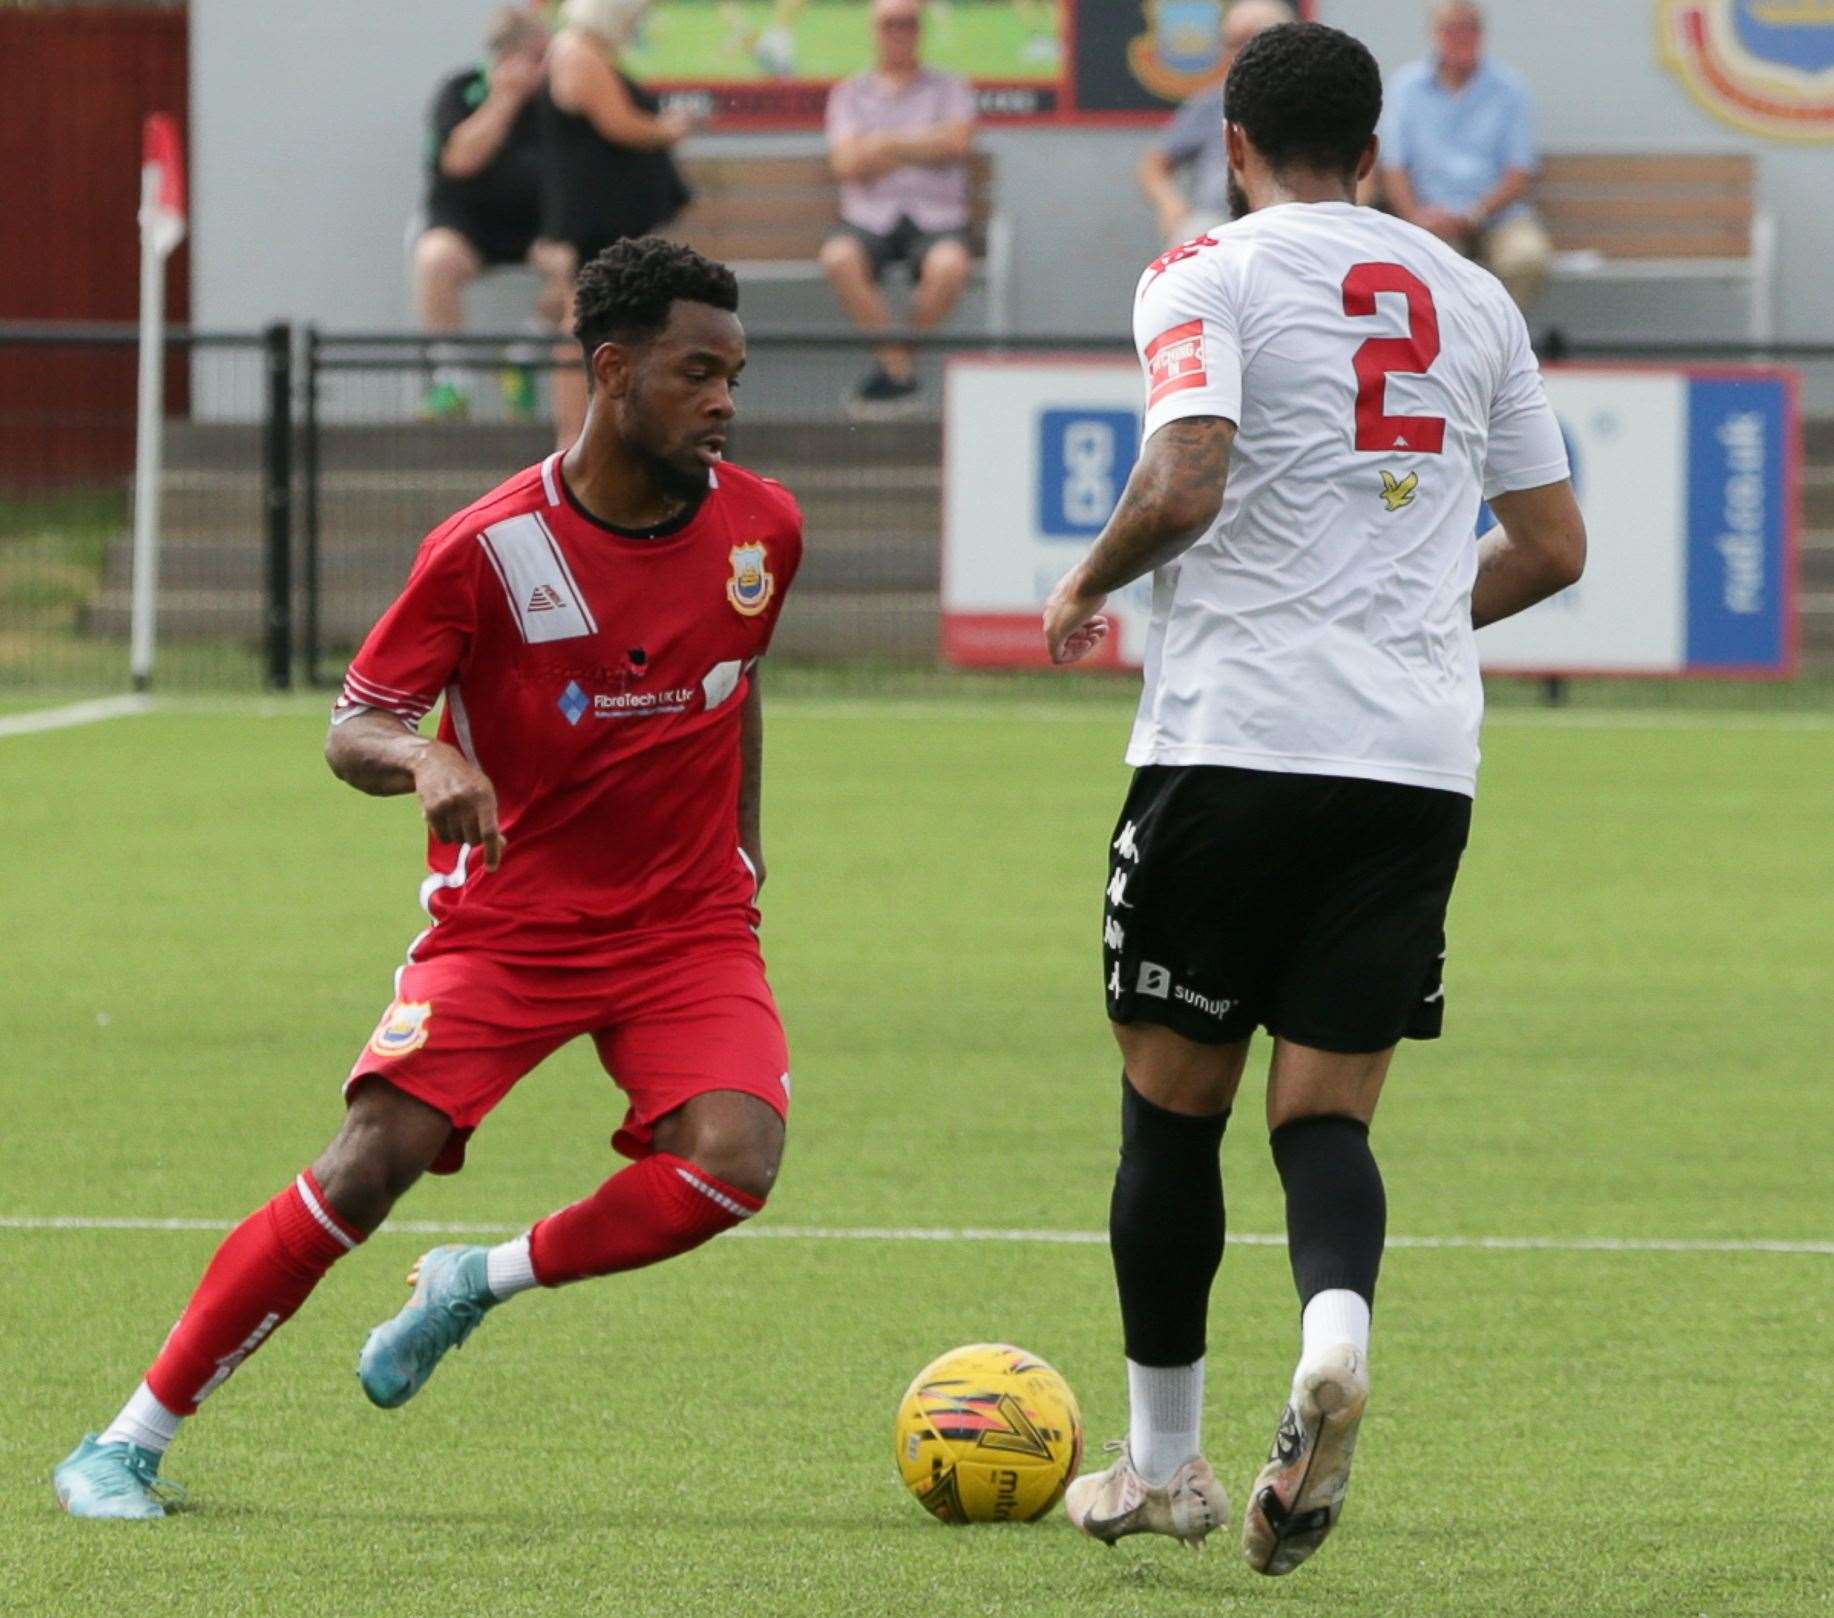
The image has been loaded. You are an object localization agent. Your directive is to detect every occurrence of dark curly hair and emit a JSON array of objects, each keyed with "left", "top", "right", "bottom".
[
  {"left": 573, "top": 236, "right": 740, "bottom": 358},
  {"left": 1223, "top": 22, "right": 1382, "bottom": 179}
]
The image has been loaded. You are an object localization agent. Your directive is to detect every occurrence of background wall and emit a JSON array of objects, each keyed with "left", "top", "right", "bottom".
[{"left": 192, "top": 0, "right": 1834, "bottom": 342}]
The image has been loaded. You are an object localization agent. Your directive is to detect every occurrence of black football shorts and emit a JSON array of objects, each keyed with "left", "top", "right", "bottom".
[{"left": 1102, "top": 765, "right": 1473, "bottom": 1054}]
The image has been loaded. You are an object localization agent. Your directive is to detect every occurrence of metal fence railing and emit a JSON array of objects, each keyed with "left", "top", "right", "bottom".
[
  {"left": 297, "top": 328, "right": 1129, "bottom": 685},
  {"left": 2, "top": 321, "right": 1827, "bottom": 695},
  {"left": 0, "top": 321, "right": 291, "bottom": 694}
]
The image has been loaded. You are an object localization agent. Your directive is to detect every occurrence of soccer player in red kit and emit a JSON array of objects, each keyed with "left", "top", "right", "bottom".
[{"left": 54, "top": 237, "right": 803, "bottom": 1518}]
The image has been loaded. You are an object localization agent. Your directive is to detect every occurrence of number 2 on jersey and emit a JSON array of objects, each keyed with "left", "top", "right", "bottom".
[{"left": 1342, "top": 263, "right": 1446, "bottom": 455}]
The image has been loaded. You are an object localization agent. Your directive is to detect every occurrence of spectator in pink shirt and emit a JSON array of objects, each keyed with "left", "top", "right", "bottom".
[{"left": 820, "top": 0, "right": 976, "bottom": 411}]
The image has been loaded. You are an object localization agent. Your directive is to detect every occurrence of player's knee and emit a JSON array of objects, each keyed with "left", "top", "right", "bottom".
[
  {"left": 664, "top": 1094, "right": 785, "bottom": 1204},
  {"left": 314, "top": 1078, "right": 449, "bottom": 1229}
]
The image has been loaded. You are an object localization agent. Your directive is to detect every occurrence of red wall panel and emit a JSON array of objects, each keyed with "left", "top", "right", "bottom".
[{"left": 0, "top": 10, "right": 189, "bottom": 479}]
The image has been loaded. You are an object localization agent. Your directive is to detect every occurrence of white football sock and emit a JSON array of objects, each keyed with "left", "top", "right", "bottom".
[
  {"left": 1296, "top": 1288, "right": 1371, "bottom": 1386},
  {"left": 99, "top": 1380, "right": 183, "bottom": 1456},
  {"left": 1126, "top": 1356, "right": 1204, "bottom": 1486},
  {"left": 484, "top": 1233, "right": 539, "bottom": 1299}
]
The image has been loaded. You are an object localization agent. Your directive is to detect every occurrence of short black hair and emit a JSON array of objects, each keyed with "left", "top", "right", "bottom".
[
  {"left": 1224, "top": 22, "right": 1382, "bottom": 179},
  {"left": 573, "top": 236, "right": 740, "bottom": 357}
]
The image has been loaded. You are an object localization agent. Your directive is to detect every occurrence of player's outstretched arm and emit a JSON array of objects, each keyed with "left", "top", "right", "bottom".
[
  {"left": 1471, "top": 479, "right": 1587, "bottom": 630},
  {"left": 326, "top": 709, "right": 506, "bottom": 869},
  {"left": 1043, "top": 416, "right": 1235, "bottom": 664}
]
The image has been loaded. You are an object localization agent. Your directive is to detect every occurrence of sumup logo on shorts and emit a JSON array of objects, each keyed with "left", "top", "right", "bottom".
[{"left": 367, "top": 1000, "right": 432, "bottom": 1059}]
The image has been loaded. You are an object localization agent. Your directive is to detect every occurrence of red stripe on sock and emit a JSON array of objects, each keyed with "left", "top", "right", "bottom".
[
  {"left": 145, "top": 1171, "right": 365, "bottom": 1415},
  {"left": 528, "top": 1152, "right": 763, "bottom": 1287}
]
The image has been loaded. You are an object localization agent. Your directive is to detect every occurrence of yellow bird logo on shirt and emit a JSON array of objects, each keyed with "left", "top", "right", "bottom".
[{"left": 1379, "top": 470, "right": 1420, "bottom": 512}]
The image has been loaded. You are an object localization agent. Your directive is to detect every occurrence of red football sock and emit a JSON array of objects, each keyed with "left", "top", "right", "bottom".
[
  {"left": 145, "top": 1171, "right": 364, "bottom": 1415},
  {"left": 529, "top": 1152, "right": 763, "bottom": 1287}
]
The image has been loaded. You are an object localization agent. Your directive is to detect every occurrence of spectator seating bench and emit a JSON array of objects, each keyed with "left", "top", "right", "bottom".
[
  {"left": 1538, "top": 153, "right": 1776, "bottom": 343},
  {"left": 669, "top": 150, "right": 1013, "bottom": 336}
]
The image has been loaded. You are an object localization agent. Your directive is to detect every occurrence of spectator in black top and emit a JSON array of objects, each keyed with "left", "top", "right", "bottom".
[
  {"left": 539, "top": 0, "right": 695, "bottom": 446},
  {"left": 415, "top": 7, "right": 562, "bottom": 420}
]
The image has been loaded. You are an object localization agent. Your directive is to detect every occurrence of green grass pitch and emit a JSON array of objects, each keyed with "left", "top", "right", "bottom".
[
  {"left": 3, "top": 689, "right": 1830, "bottom": 1616},
  {"left": 625, "top": 0, "right": 1062, "bottom": 87}
]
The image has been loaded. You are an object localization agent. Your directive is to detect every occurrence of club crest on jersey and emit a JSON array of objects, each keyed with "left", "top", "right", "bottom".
[
  {"left": 726, "top": 543, "right": 774, "bottom": 617},
  {"left": 1145, "top": 320, "right": 1207, "bottom": 408},
  {"left": 1379, "top": 470, "right": 1420, "bottom": 511},
  {"left": 367, "top": 1000, "right": 432, "bottom": 1059}
]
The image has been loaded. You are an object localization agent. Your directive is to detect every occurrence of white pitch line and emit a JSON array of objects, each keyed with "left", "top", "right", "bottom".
[
  {"left": 0, "top": 1215, "right": 1826, "bottom": 1256},
  {"left": 0, "top": 693, "right": 152, "bottom": 738}
]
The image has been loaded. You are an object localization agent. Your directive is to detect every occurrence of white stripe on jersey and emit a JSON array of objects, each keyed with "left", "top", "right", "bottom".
[{"left": 477, "top": 514, "right": 598, "bottom": 644}]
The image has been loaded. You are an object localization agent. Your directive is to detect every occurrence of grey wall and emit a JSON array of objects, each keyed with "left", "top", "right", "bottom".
[{"left": 194, "top": 0, "right": 1834, "bottom": 341}]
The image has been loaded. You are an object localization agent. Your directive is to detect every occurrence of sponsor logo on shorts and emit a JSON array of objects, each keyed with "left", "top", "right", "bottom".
[
  {"left": 1106, "top": 870, "right": 1133, "bottom": 909},
  {"left": 367, "top": 999, "right": 432, "bottom": 1059},
  {"left": 1145, "top": 320, "right": 1207, "bottom": 409},
  {"left": 1134, "top": 962, "right": 1235, "bottom": 1021},
  {"left": 1113, "top": 820, "right": 1140, "bottom": 861},
  {"left": 1173, "top": 983, "right": 1235, "bottom": 1020}
]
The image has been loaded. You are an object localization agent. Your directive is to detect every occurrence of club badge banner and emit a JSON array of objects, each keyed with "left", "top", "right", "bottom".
[
  {"left": 629, "top": 0, "right": 1313, "bottom": 127},
  {"left": 1660, "top": 0, "right": 1834, "bottom": 141}
]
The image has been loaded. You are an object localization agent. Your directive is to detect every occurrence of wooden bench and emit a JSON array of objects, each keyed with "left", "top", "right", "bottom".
[
  {"left": 668, "top": 150, "right": 1013, "bottom": 335},
  {"left": 1538, "top": 154, "right": 1776, "bottom": 342}
]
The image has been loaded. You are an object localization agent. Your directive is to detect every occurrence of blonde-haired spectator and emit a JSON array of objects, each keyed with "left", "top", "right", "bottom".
[{"left": 538, "top": 0, "right": 696, "bottom": 445}]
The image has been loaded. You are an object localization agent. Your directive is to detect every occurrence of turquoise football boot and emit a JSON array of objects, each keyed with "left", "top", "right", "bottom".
[
  {"left": 357, "top": 1244, "right": 499, "bottom": 1409},
  {"left": 53, "top": 1435, "right": 184, "bottom": 1519}
]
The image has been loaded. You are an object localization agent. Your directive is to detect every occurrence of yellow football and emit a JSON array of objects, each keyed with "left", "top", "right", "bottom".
[{"left": 894, "top": 1342, "right": 1084, "bottom": 1524}]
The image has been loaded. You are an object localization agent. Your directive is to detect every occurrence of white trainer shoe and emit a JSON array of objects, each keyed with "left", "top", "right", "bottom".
[
  {"left": 1241, "top": 1343, "right": 1370, "bottom": 1576},
  {"left": 1064, "top": 1441, "right": 1231, "bottom": 1551}
]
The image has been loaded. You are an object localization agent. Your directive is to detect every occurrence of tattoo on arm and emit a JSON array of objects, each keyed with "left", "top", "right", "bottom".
[{"left": 1079, "top": 417, "right": 1235, "bottom": 596}]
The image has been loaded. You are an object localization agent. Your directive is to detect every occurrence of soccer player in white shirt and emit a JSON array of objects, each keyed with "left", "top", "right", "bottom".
[{"left": 1044, "top": 22, "right": 1585, "bottom": 1576}]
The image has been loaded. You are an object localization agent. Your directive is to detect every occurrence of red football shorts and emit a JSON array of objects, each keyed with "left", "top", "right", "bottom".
[{"left": 345, "top": 931, "right": 790, "bottom": 1175}]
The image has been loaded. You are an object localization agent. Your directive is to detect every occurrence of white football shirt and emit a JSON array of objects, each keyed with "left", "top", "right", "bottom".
[{"left": 1125, "top": 200, "right": 1569, "bottom": 797}]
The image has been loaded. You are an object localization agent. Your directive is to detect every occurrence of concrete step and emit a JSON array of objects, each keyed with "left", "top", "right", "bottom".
[
  {"left": 161, "top": 417, "right": 943, "bottom": 475},
  {"left": 1802, "top": 466, "right": 1834, "bottom": 528},
  {"left": 146, "top": 464, "right": 941, "bottom": 544}
]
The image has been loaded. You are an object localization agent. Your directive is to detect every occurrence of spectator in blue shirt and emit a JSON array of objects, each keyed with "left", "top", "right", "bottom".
[
  {"left": 1134, "top": 0, "right": 1292, "bottom": 245},
  {"left": 1378, "top": 1, "right": 1553, "bottom": 310}
]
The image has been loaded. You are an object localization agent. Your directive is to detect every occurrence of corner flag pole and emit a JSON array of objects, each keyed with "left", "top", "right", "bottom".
[{"left": 130, "top": 113, "right": 187, "bottom": 692}]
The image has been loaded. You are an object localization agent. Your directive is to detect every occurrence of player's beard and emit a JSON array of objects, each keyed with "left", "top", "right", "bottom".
[
  {"left": 635, "top": 439, "right": 713, "bottom": 505},
  {"left": 1228, "top": 170, "right": 1252, "bottom": 221}
]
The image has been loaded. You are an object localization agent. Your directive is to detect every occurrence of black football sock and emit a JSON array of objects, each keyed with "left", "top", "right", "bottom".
[
  {"left": 1110, "top": 1073, "right": 1230, "bottom": 1368},
  {"left": 1269, "top": 1113, "right": 1386, "bottom": 1312}
]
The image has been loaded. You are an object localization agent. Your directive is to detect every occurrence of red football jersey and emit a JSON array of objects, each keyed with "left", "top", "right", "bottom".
[{"left": 336, "top": 451, "right": 803, "bottom": 959}]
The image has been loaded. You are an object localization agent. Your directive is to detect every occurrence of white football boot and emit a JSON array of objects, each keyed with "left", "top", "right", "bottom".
[
  {"left": 1064, "top": 1441, "right": 1230, "bottom": 1550},
  {"left": 1241, "top": 1343, "right": 1370, "bottom": 1576}
]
